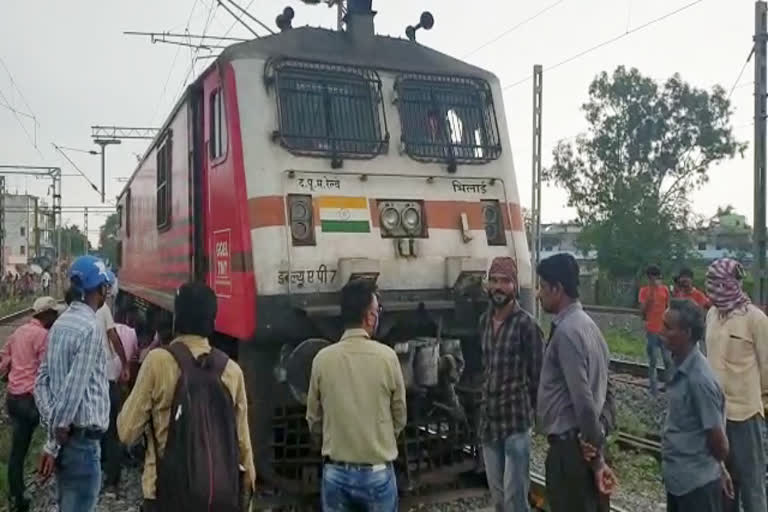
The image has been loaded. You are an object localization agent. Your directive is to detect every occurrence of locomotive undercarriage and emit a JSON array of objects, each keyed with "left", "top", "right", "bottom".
[
  {"left": 118, "top": 285, "right": 494, "bottom": 506},
  {"left": 240, "top": 286, "right": 490, "bottom": 505}
]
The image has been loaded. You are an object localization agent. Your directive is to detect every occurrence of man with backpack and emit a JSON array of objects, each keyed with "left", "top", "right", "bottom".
[{"left": 117, "top": 281, "right": 255, "bottom": 512}]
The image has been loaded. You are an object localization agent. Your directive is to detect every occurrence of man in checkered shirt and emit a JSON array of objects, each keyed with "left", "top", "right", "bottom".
[{"left": 478, "top": 256, "right": 544, "bottom": 512}]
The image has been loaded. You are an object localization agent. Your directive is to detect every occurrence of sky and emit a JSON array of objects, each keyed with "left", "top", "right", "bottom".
[{"left": 0, "top": 0, "right": 758, "bottom": 246}]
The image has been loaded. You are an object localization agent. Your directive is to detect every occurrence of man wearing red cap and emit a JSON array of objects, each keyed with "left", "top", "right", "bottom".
[{"left": 478, "top": 256, "right": 544, "bottom": 512}]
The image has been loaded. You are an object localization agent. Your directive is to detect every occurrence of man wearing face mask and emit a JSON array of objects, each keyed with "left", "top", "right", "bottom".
[
  {"left": 34, "top": 256, "right": 112, "bottom": 512},
  {"left": 479, "top": 256, "right": 544, "bottom": 512},
  {"left": 307, "top": 279, "right": 406, "bottom": 512}
]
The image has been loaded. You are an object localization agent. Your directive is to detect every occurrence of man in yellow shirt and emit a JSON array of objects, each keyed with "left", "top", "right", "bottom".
[
  {"left": 306, "top": 279, "right": 406, "bottom": 512},
  {"left": 704, "top": 258, "right": 768, "bottom": 512},
  {"left": 117, "top": 282, "right": 255, "bottom": 512}
]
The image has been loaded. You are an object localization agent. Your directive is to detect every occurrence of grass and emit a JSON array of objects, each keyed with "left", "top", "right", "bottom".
[
  {"left": 0, "top": 298, "right": 34, "bottom": 319},
  {"left": 603, "top": 328, "right": 646, "bottom": 359}
]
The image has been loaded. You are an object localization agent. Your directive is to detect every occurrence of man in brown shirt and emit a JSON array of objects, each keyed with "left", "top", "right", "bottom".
[
  {"left": 306, "top": 279, "right": 406, "bottom": 512},
  {"left": 117, "top": 282, "right": 255, "bottom": 510}
]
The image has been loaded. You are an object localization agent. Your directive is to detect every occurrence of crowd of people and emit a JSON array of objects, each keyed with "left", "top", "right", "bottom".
[
  {"left": 638, "top": 261, "right": 768, "bottom": 512},
  {"left": 0, "top": 269, "right": 54, "bottom": 300},
  {"left": 0, "top": 251, "right": 765, "bottom": 512}
]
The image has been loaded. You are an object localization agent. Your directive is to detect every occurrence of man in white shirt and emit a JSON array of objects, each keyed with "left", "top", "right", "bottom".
[
  {"left": 41, "top": 270, "right": 51, "bottom": 295},
  {"left": 96, "top": 299, "right": 127, "bottom": 497}
]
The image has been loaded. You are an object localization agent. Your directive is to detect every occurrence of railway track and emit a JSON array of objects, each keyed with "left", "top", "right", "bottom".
[
  {"left": 615, "top": 431, "right": 661, "bottom": 459},
  {"left": 0, "top": 305, "right": 37, "bottom": 325},
  {"left": 401, "top": 471, "right": 631, "bottom": 511}
]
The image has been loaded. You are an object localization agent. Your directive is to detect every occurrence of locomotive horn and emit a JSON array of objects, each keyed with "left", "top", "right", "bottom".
[
  {"left": 406, "top": 11, "right": 434, "bottom": 42},
  {"left": 276, "top": 6, "right": 294, "bottom": 31}
]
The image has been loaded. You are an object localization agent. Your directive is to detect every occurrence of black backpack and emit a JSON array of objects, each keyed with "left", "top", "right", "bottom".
[{"left": 151, "top": 343, "right": 242, "bottom": 512}]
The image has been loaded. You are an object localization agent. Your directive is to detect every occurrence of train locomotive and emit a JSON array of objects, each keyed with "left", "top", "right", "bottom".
[{"left": 116, "top": 0, "right": 533, "bottom": 504}]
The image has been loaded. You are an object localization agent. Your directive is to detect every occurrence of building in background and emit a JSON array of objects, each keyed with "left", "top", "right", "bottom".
[
  {"left": 1, "top": 193, "right": 54, "bottom": 270},
  {"left": 538, "top": 209, "right": 755, "bottom": 268}
]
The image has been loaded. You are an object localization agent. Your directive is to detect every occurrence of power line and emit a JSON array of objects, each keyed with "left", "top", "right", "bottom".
[
  {"left": 51, "top": 144, "right": 101, "bottom": 195},
  {"left": 0, "top": 55, "right": 37, "bottom": 120},
  {"left": 149, "top": 0, "right": 205, "bottom": 125},
  {"left": 0, "top": 99, "right": 34, "bottom": 120},
  {"left": 171, "top": 1, "right": 219, "bottom": 106},
  {"left": 221, "top": 0, "right": 275, "bottom": 35},
  {"left": 727, "top": 46, "right": 755, "bottom": 100},
  {"left": 0, "top": 87, "right": 42, "bottom": 158},
  {"left": 221, "top": 0, "right": 257, "bottom": 38},
  {"left": 463, "top": 0, "right": 565, "bottom": 59},
  {"left": 503, "top": 0, "right": 705, "bottom": 90}
]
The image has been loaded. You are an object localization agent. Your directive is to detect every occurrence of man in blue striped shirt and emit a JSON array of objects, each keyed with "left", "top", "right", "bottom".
[{"left": 34, "top": 255, "right": 112, "bottom": 512}]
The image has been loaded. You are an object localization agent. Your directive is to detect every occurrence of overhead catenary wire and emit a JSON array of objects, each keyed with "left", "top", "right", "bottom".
[
  {"left": 503, "top": 0, "right": 705, "bottom": 90},
  {"left": 149, "top": 0, "right": 208, "bottom": 125},
  {"left": 220, "top": 0, "right": 275, "bottom": 35},
  {"left": 171, "top": 0, "right": 220, "bottom": 106},
  {"left": 51, "top": 144, "right": 101, "bottom": 195},
  {"left": 0, "top": 55, "right": 37, "bottom": 121},
  {"left": 221, "top": 0, "right": 257, "bottom": 38},
  {"left": 463, "top": 0, "right": 565, "bottom": 59},
  {"left": 217, "top": 0, "right": 259, "bottom": 38},
  {"left": 727, "top": 46, "right": 756, "bottom": 100},
  {"left": 0, "top": 87, "right": 42, "bottom": 158}
]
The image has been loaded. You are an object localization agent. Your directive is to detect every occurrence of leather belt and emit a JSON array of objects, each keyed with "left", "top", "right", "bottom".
[
  {"left": 547, "top": 429, "right": 579, "bottom": 444},
  {"left": 325, "top": 459, "right": 390, "bottom": 472},
  {"left": 70, "top": 426, "right": 104, "bottom": 440}
]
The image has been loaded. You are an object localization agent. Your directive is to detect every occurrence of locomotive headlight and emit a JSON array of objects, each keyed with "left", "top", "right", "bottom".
[
  {"left": 381, "top": 207, "right": 401, "bottom": 231},
  {"left": 376, "top": 199, "right": 427, "bottom": 238},
  {"left": 402, "top": 207, "right": 421, "bottom": 234}
]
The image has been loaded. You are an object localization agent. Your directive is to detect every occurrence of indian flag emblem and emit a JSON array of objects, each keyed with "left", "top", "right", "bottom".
[{"left": 317, "top": 196, "right": 371, "bottom": 233}]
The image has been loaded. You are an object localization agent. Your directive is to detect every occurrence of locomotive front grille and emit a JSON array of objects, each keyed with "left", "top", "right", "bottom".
[{"left": 270, "top": 403, "right": 478, "bottom": 492}]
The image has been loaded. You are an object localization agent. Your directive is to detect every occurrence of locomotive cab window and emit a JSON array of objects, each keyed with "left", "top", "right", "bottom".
[
  {"left": 268, "top": 59, "right": 388, "bottom": 161},
  {"left": 395, "top": 74, "right": 501, "bottom": 164},
  {"left": 209, "top": 88, "right": 228, "bottom": 161},
  {"left": 156, "top": 134, "right": 172, "bottom": 230}
]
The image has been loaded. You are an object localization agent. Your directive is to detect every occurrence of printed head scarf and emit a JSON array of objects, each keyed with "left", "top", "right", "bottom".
[
  {"left": 706, "top": 258, "right": 750, "bottom": 315},
  {"left": 488, "top": 257, "right": 518, "bottom": 280}
]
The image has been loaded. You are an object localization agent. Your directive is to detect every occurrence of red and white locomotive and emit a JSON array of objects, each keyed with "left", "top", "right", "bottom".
[{"left": 117, "top": 1, "right": 532, "bottom": 501}]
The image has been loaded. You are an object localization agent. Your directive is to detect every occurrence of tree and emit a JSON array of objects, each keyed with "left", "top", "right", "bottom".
[
  {"left": 54, "top": 225, "right": 90, "bottom": 259},
  {"left": 545, "top": 66, "right": 746, "bottom": 278},
  {"left": 715, "top": 205, "right": 736, "bottom": 217},
  {"left": 98, "top": 213, "right": 120, "bottom": 266}
]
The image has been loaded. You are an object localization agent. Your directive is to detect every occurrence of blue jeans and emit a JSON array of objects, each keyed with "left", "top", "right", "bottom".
[
  {"left": 322, "top": 463, "right": 397, "bottom": 512},
  {"left": 646, "top": 332, "right": 672, "bottom": 394},
  {"left": 56, "top": 437, "right": 102, "bottom": 512},
  {"left": 482, "top": 430, "right": 531, "bottom": 512}
]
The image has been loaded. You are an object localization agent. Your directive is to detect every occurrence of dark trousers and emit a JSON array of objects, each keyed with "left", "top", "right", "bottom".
[
  {"left": 7, "top": 393, "right": 39, "bottom": 506},
  {"left": 545, "top": 436, "right": 610, "bottom": 512},
  {"left": 724, "top": 415, "right": 767, "bottom": 512},
  {"left": 667, "top": 478, "right": 722, "bottom": 512},
  {"left": 101, "top": 381, "right": 123, "bottom": 487},
  {"left": 141, "top": 500, "right": 158, "bottom": 512}
]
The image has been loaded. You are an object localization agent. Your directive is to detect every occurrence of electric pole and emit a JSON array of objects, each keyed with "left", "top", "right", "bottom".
[
  {"left": 531, "top": 64, "right": 543, "bottom": 318},
  {"left": 34, "top": 197, "right": 40, "bottom": 258},
  {"left": 755, "top": 1, "right": 767, "bottom": 305},
  {"left": 91, "top": 125, "right": 158, "bottom": 203},
  {"left": 0, "top": 177, "right": 5, "bottom": 270},
  {"left": 94, "top": 139, "right": 121, "bottom": 204},
  {"left": 83, "top": 207, "right": 88, "bottom": 255}
]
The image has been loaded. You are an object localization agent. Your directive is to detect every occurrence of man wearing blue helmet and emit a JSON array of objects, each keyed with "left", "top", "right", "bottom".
[{"left": 34, "top": 255, "right": 112, "bottom": 512}]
